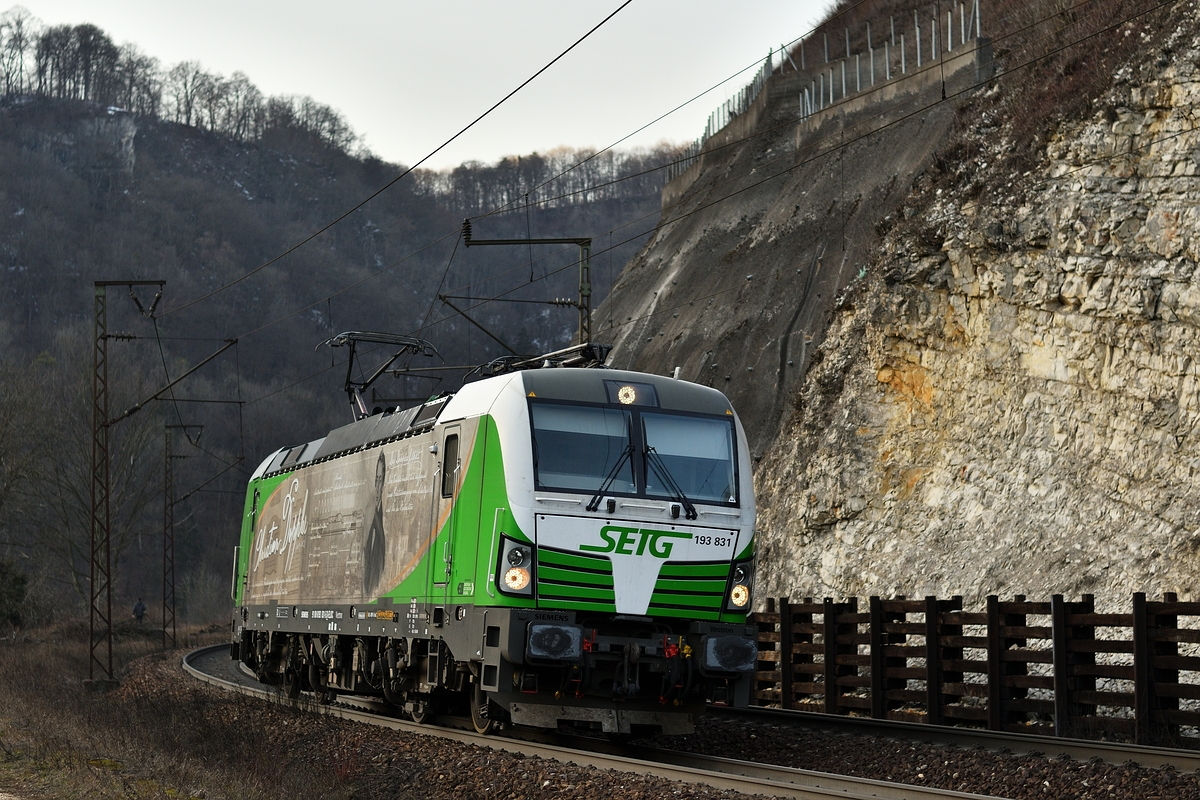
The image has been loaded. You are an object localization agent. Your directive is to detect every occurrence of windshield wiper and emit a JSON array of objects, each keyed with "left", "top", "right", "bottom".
[
  {"left": 644, "top": 446, "right": 698, "bottom": 520},
  {"left": 586, "top": 443, "right": 634, "bottom": 512}
]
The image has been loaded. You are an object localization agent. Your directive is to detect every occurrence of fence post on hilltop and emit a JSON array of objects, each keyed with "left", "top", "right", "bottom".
[
  {"left": 948, "top": 9, "right": 954, "bottom": 50},
  {"left": 856, "top": 54, "right": 861, "bottom": 93},
  {"left": 915, "top": 12, "right": 922, "bottom": 68},
  {"left": 824, "top": 32, "right": 829, "bottom": 63},
  {"left": 932, "top": 17, "right": 938, "bottom": 60},
  {"left": 845, "top": 27, "right": 850, "bottom": 59},
  {"left": 885, "top": 40, "right": 891, "bottom": 80},
  {"left": 975, "top": 0, "right": 981, "bottom": 38},
  {"left": 801, "top": 39, "right": 806, "bottom": 69},
  {"left": 960, "top": 3, "right": 966, "bottom": 45},
  {"left": 901, "top": 34, "right": 906, "bottom": 73}
]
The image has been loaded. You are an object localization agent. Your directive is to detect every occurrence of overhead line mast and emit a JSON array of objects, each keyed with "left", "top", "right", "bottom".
[
  {"left": 461, "top": 219, "right": 593, "bottom": 345},
  {"left": 90, "top": 280, "right": 164, "bottom": 684}
]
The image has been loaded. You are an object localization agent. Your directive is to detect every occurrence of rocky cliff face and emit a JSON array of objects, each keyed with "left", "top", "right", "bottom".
[
  {"left": 601, "top": 3, "right": 1199, "bottom": 608},
  {"left": 757, "top": 16, "right": 1200, "bottom": 608},
  {"left": 599, "top": 64, "right": 962, "bottom": 455}
]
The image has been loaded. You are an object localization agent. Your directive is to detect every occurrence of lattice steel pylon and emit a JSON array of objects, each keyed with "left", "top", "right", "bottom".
[
  {"left": 90, "top": 280, "right": 164, "bottom": 682},
  {"left": 89, "top": 284, "right": 112, "bottom": 681}
]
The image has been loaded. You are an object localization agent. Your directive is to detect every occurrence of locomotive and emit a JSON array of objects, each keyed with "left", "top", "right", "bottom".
[{"left": 230, "top": 338, "right": 757, "bottom": 735}]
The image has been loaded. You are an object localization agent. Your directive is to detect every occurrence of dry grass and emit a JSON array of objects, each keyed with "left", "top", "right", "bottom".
[{"left": 0, "top": 621, "right": 360, "bottom": 800}]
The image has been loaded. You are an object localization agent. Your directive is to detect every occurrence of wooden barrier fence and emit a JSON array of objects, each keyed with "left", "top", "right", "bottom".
[{"left": 749, "top": 593, "right": 1200, "bottom": 748}]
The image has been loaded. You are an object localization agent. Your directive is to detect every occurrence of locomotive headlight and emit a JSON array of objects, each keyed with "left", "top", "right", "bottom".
[
  {"left": 725, "top": 559, "right": 754, "bottom": 612},
  {"left": 507, "top": 546, "right": 529, "bottom": 567},
  {"left": 504, "top": 566, "right": 531, "bottom": 591},
  {"left": 497, "top": 535, "right": 534, "bottom": 596}
]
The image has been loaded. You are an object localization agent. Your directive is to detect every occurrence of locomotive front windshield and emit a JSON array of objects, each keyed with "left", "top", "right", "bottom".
[
  {"left": 529, "top": 404, "right": 635, "bottom": 493},
  {"left": 642, "top": 412, "right": 736, "bottom": 504},
  {"left": 530, "top": 400, "right": 738, "bottom": 505}
]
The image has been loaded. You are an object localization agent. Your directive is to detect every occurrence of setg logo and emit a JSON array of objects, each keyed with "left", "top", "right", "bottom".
[{"left": 580, "top": 525, "right": 691, "bottom": 559}]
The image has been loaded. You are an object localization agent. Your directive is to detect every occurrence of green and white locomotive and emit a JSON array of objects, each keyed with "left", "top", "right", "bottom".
[{"left": 231, "top": 340, "right": 757, "bottom": 735}]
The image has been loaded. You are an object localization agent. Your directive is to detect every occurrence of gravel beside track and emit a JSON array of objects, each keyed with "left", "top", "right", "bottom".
[
  {"left": 647, "top": 715, "right": 1200, "bottom": 799},
  {"left": 177, "top": 646, "right": 1200, "bottom": 799}
]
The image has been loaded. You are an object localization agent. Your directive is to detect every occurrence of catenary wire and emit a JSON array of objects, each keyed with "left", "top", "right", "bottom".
[
  {"left": 420, "top": 0, "right": 1122, "bottom": 320},
  {"left": 250, "top": 0, "right": 1152, "bottom": 401},
  {"left": 159, "top": 0, "right": 634, "bottom": 320},
  {"left": 211, "top": 1, "right": 876, "bottom": 349},
  {"left": 245, "top": 0, "right": 1175, "bottom": 404},
  {"left": 422, "top": 0, "right": 1181, "bottom": 335}
]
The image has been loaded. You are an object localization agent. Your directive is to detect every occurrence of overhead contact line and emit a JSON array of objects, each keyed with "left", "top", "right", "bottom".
[
  {"left": 422, "top": 0, "right": 1182, "bottom": 338},
  {"left": 244, "top": 0, "right": 1179, "bottom": 404},
  {"left": 160, "top": 0, "right": 634, "bottom": 320}
]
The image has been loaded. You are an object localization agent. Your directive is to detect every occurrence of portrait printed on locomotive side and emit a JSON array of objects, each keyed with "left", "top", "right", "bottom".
[{"left": 245, "top": 432, "right": 456, "bottom": 604}]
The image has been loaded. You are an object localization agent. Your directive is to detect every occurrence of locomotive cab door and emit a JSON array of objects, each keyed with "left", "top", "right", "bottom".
[{"left": 430, "top": 426, "right": 461, "bottom": 614}]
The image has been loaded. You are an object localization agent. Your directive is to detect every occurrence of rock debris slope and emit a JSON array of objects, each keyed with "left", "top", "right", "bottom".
[{"left": 602, "top": 4, "right": 1200, "bottom": 606}]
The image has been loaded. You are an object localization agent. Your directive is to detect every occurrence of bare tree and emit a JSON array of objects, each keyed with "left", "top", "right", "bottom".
[
  {"left": 18, "top": 333, "right": 162, "bottom": 603},
  {"left": 197, "top": 70, "right": 227, "bottom": 131},
  {"left": 222, "top": 71, "right": 261, "bottom": 140},
  {"left": 164, "top": 60, "right": 209, "bottom": 127},
  {"left": 115, "top": 43, "right": 161, "bottom": 115},
  {"left": 0, "top": 6, "right": 38, "bottom": 96},
  {"left": 72, "top": 23, "right": 118, "bottom": 102}
]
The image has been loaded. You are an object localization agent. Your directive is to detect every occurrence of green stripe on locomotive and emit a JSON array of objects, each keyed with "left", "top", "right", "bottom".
[
  {"left": 234, "top": 471, "right": 291, "bottom": 608},
  {"left": 378, "top": 415, "right": 532, "bottom": 606}
]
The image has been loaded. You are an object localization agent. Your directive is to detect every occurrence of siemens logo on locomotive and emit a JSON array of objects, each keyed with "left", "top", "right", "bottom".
[{"left": 230, "top": 342, "right": 757, "bottom": 736}]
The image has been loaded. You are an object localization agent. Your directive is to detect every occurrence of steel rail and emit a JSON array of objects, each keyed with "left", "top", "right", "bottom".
[
  {"left": 183, "top": 645, "right": 1002, "bottom": 800},
  {"left": 714, "top": 705, "right": 1200, "bottom": 772}
]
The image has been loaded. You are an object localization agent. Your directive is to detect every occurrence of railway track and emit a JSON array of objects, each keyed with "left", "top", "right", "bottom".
[
  {"left": 184, "top": 644, "right": 1004, "bottom": 799},
  {"left": 713, "top": 705, "right": 1200, "bottom": 773}
]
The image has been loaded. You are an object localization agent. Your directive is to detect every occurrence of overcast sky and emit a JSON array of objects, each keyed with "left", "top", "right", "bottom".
[{"left": 15, "top": 1, "right": 831, "bottom": 170}]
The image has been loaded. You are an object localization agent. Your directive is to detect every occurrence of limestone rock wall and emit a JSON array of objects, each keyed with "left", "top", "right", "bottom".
[{"left": 755, "top": 23, "right": 1200, "bottom": 609}]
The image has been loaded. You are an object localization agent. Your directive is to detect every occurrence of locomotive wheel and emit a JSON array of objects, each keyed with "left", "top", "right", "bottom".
[
  {"left": 410, "top": 699, "right": 433, "bottom": 724},
  {"left": 282, "top": 666, "right": 302, "bottom": 699},
  {"left": 470, "top": 682, "right": 495, "bottom": 735}
]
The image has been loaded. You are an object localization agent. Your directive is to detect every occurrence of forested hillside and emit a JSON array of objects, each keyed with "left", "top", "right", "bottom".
[{"left": 0, "top": 8, "right": 676, "bottom": 624}]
